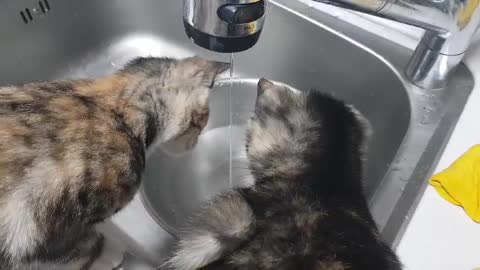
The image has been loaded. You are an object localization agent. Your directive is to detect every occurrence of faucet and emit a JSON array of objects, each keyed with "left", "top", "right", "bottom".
[
  {"left": 183, "top": 0, "right": 266, "bottom": 53},
  {"left": 183, "top": 0, "right": 480, "bottom": 89},
  {"left": 311, "top": 0, "right": 480, "bottom": 89}
]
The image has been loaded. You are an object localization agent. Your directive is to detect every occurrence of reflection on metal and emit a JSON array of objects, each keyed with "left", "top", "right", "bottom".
[{"left": 312, "top": 0, "right": 480, "bottom": 88}]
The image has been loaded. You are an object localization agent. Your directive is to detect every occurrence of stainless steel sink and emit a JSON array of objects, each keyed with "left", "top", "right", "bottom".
[{"left": 0, "top": 0, "right": 473, "bottom": 268}]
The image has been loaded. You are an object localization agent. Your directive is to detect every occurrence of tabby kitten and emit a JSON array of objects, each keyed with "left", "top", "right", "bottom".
[
  {"left": 169, "top": 79, "right": 402, "bottom": 270},
  {"left": 0, "top": 56, "right": 229, "bottom": 269}
]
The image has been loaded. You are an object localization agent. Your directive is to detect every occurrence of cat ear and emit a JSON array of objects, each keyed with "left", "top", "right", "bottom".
[
  {"left": 208, "top": 61, "right": 231, "bottom": 76},
  {"left": 203, "top": 60, "right": 230, "bottom": 87},
  {"left": 257, "top": 78, "right": 275, "bottom": 96}
]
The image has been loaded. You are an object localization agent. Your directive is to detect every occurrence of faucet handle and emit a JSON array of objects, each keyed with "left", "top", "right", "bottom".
[{"left": 217, "top": 1, "right": 265, "bottom": 24}]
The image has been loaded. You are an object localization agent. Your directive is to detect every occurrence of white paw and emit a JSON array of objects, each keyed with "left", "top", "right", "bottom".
[{"left": 89, "top": 237, "right": 125, "bottom": 270}]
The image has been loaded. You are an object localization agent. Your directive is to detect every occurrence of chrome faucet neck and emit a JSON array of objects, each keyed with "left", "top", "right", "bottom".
[{"left": 313, "top": 0, "right": 480, "bottom": 89}]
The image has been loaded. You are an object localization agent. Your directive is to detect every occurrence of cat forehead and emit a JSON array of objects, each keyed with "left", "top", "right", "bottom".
[{"left": 260, "top": 87, "right": 306, "bottom": 107}]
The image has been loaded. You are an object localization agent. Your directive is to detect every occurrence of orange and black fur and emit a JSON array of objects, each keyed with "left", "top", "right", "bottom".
[
  {"left": 0, "top": 56, "right": 229, "bottom": 269},
  {"left": 170, "top": 79, "right": 402, "bottom": 270}
]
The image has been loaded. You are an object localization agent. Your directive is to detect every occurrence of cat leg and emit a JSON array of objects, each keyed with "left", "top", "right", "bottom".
[
  {"left": 27, "top": 231, "right": 103, "bottom": 270},
  {"left": 169, "top": 191, "right": 255, "bottom": 270},
  {"left": 68, "top": 232, "right": 124, "bottom": 270},
  {"left": 29, "top": 230, "right": 123, "bottom": 270},
  {"left": 86, "top": 233, "right": 125, "bottom": 270}
]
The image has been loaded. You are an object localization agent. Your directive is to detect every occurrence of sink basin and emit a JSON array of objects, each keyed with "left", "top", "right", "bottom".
[{"left": 0, "top": 0, "right": 473, "bottom": 268}]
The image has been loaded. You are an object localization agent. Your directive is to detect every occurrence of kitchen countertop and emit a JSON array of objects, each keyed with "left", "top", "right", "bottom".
[
  {"left": 397, "top": 35, "right": 480, "bottom": 270},
  {"left": 297, "top": 1, "right": 480, "bottom": 269}
]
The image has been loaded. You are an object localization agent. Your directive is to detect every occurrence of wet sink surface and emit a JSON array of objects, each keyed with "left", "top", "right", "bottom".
[{"left": 0, "top": 0, "right": 473, "bottom": 267}]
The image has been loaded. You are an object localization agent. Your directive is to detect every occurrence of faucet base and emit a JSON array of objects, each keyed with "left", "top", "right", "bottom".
[{"left": 406, "top": 42, "right": 464, "bottom": 89}]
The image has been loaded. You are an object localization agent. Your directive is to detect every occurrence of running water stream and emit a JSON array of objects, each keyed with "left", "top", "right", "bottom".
[{"left": 228, "top": 53, "right": 234, "bottom": 188}]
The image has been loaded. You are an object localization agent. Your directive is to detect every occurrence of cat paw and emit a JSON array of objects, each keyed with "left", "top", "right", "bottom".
[
  {"left": 88, "top": 236, "right": 125, "bottom": 270},
  {"left": 88, "top": 253, "right": 124, "bottom": 270}
]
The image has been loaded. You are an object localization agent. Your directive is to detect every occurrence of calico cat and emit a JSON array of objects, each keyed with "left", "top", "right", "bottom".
[
  {"left": 169, "top": 79, "right": 402, "bottom": 270},
  {"left": 0, "top": 56, "right": 229, "bottom": 269}
]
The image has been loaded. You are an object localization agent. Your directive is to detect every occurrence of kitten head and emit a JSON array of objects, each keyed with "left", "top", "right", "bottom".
[
  {"left": 123, "top": 56, "right": 229, "bottom": 154},
  {"left": 246, "top": 79, "right": 314, "bottom": 178},
  {"left": 162, "top": 57, "right": 229, "bottom": 154},
  {"left": 246, "top": 79, "right": 370, "bottom": 180}
]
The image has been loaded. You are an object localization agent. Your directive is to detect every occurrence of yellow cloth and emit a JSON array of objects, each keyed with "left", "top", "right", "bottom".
[
  {"left": 430, "top": 145, "right": 480, "bottom": 222},
  {"left": 458, "top": 0, "right": 479, "bottom": 29}
]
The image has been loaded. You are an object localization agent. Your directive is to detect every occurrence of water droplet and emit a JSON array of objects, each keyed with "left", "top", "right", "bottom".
[{"left": 420, "top": 105, "right": 435, "bottom": 125}]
